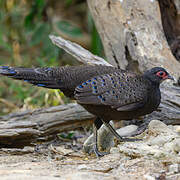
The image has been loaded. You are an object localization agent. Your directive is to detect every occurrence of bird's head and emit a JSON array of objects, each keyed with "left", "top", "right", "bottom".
[{"left": 143, "top": 67, "right": 174, "bottom": 85}]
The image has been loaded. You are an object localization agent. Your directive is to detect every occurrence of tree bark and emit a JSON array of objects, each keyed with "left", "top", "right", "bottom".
[{"left": 87, "top": 0, "right": 180, "bottom": 78}]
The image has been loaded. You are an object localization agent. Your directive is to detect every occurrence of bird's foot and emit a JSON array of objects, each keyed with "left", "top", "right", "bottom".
[
  {"left": 93, "top": 145, "right": 109, "bottom": 158},
  {"left": 94, "top": 150, "right": 109, "bottom": 158}
]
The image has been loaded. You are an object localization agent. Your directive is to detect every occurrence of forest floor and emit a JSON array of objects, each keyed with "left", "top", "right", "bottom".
[
  {"left": 0, "top": 120, "right": 180, "bottom": 180},
  {"left": 0, "top": 143, "right": 179, "bottom": 180}
]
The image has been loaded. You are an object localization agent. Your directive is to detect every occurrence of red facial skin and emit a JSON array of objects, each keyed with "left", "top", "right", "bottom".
[{"left": 156, "top": 71, "right": 169, "bottom": 80}]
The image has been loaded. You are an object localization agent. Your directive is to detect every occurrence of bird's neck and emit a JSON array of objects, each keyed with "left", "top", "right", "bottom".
[
  {"left": 150, "top": 81, "right": 160, "bottom": 88},
  {"left": 143, "top": 75, "right": 160, "bottom": 88}
]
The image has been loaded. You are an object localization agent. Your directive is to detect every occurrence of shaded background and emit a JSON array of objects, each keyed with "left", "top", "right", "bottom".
[{"left": 0, "top": 0, "right": 104, "bottom": 115}]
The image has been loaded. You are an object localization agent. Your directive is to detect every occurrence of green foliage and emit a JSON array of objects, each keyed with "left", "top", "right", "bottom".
[
  {"left": 59, "top": 132, "right": 75, "bottom": 140},
  {"left": 56, "top": 21, "right": 83, "bottom": 38},
  {"left": 87, "top": 12, "right": 103, "bottom": 57},
  {"left": 0, "top": 0, "right": 104, "bottom": 114},
  {"left": 91, "top": 23, "right": 103, "bottom": 57},
  {"left": 65, "top": 0, "right": 73, "bottom": 7},
  {"left": 24, "top": 0, "right": 46, "bottom": 30}
]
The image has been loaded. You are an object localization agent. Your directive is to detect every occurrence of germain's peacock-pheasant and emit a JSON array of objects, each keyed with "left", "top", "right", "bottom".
[{"left": 0, "top": 65, "right": 173, "bottom": 156}]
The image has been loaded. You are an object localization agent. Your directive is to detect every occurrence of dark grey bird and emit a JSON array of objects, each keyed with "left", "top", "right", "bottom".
[{"left": 0, "top": 65, "right": 174, "bottom": 156}]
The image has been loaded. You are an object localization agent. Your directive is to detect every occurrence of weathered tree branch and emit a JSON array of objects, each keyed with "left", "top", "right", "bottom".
[
  {"left": 49, "top": 35, "right": 112, "bottom": 67},
  {"left": 0, "top": 103, "right": 94, "bottom": 147}
]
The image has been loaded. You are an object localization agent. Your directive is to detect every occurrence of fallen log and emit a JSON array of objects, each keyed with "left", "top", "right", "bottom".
[{"left": 0, "top": 103, "right": 94, "bottom": 147}]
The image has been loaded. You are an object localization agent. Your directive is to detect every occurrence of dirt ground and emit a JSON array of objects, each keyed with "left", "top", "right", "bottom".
[{"left": 0, "top": 145, "right": 179, "bottom": 180}]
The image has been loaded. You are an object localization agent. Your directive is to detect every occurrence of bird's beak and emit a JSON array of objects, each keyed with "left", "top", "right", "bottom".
[{"left": 165, "top": 75, "right": 174, "bottom": 81}]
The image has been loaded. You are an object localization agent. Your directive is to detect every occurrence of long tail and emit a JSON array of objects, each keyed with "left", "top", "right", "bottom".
[
  {"left": 0, "top": 66, "right": 61, "bottom": 89},
  {"left": 0, "top": 65, "right": 120, "bottom": 97}
]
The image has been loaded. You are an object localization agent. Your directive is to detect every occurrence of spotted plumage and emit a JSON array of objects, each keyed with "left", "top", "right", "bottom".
[
  {"left": 75, "top": 71, "right": 146, "bottom": 108},
  {"left": 0, "top": 65, "right": 173, "bottom": 157}
]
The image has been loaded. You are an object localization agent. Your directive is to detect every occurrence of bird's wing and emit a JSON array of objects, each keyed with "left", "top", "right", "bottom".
[{"left": 75, "top": 72, "right": 150, "bottom": 111}]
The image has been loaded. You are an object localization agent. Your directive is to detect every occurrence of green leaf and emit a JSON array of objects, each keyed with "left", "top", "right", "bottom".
[
  {"left": 91, "top": 25, "right": 103, "bottom": 56},
  {"left": 24, "top": 0, "right": 46, "bottom": 29},
  {"left": 87, "top": 12, "right": 103, "bottom": 56},
  {"left": 24, "top": 12, "right": 35, "bottom": 29},
  {"left": 65, "top": 0, "right": 73, "bottom": 6},
  {"left": 56, "top": 21, "right": 83, "bottom": 37},
  {"left": 59, "top": 132, "right": 74, "bottom": 139},
  {"left": 41, "top": 36, "right": 60, "bottom": 59},
  {"left": 30, "top": 23, "right": 50, "bottom": 46}
]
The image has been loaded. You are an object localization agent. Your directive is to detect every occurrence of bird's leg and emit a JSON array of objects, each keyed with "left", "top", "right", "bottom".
[
  {"left": 101, "top": 119, "right": 141, "bottom": 142},
  {"left": 93, "top": 123, "right": 109, "bottom": 157}
]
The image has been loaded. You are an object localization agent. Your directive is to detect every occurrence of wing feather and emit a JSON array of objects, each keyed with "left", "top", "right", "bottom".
[{"left": 75, "top": 72, "right": 149, "bottom": 112}]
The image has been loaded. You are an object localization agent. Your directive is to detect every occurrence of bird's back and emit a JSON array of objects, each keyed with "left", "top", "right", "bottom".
[{"left": 51, "top": 65, "right": 123, "bottom": 97}]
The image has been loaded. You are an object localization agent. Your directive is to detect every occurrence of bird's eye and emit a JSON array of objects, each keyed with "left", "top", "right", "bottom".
[{"left": 156, "top": 71, "right": 166, "bottom": 77}]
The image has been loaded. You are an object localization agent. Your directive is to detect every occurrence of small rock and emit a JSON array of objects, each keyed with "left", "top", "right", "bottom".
[
  {"left": 148, "top": 120, "right": 175, "bottom": 135},
  {"left": 110, "top": 147, "right": 119, "bottom": 154},
  {"left": 144, "top": 174, "right": 155, "bottom": 180},
  {"left": 116, "top": 125, "right": 138, "bottom": 137},
  {"left": 98, "top": 122, "right": 115, "bottom": 151},
  {"left": 172, "top": 139, "right": 180, "bottom": 153},
  {"left": 55, "top": 146, "right": 74, "bottom": 155},
  {"left": 175, "top": 126, "right": 180, "bottom": 134},
  {"left": 83, "top": 134, "right": 94, "bottom": 154},
  {"left": 83, "top": 122, "right": 115, "bottom": 154},
  {"left": 147, "top": 135, "right": 174, "bottom": 146},
  {"left": 118, "top": 142, "right": 156, "bottom": 157},
  {"left": 153, "top": 150, "right": 167, "bottom": 159},
  {"left": 168, "top": 164, "right": 180, "bottom": 173},
  {"left": 163, "top": 141, "right": 174, "bottom": 152},
  {"left": 77, "top": 164, "right": 88, "bottom": 170}
]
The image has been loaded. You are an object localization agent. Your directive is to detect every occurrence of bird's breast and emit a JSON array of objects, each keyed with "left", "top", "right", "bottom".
[{"left": 144, "top": 87, "right": 161, "bottom": 114}]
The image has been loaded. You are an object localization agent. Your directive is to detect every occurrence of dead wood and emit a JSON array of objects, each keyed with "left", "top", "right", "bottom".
[{"left": 0, "top": 104, "right": 94, "bottom": 147}]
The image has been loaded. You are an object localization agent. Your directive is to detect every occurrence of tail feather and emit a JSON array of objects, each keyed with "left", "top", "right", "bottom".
[
  {"left": 0, "top": 66, "right": 17, "bottom": 76},
  {"left": 0, "top": 65, "right": 120, "bottom": 97},
  {"left": 0, "top": 66, "right": 60, "bottom": 89}
]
